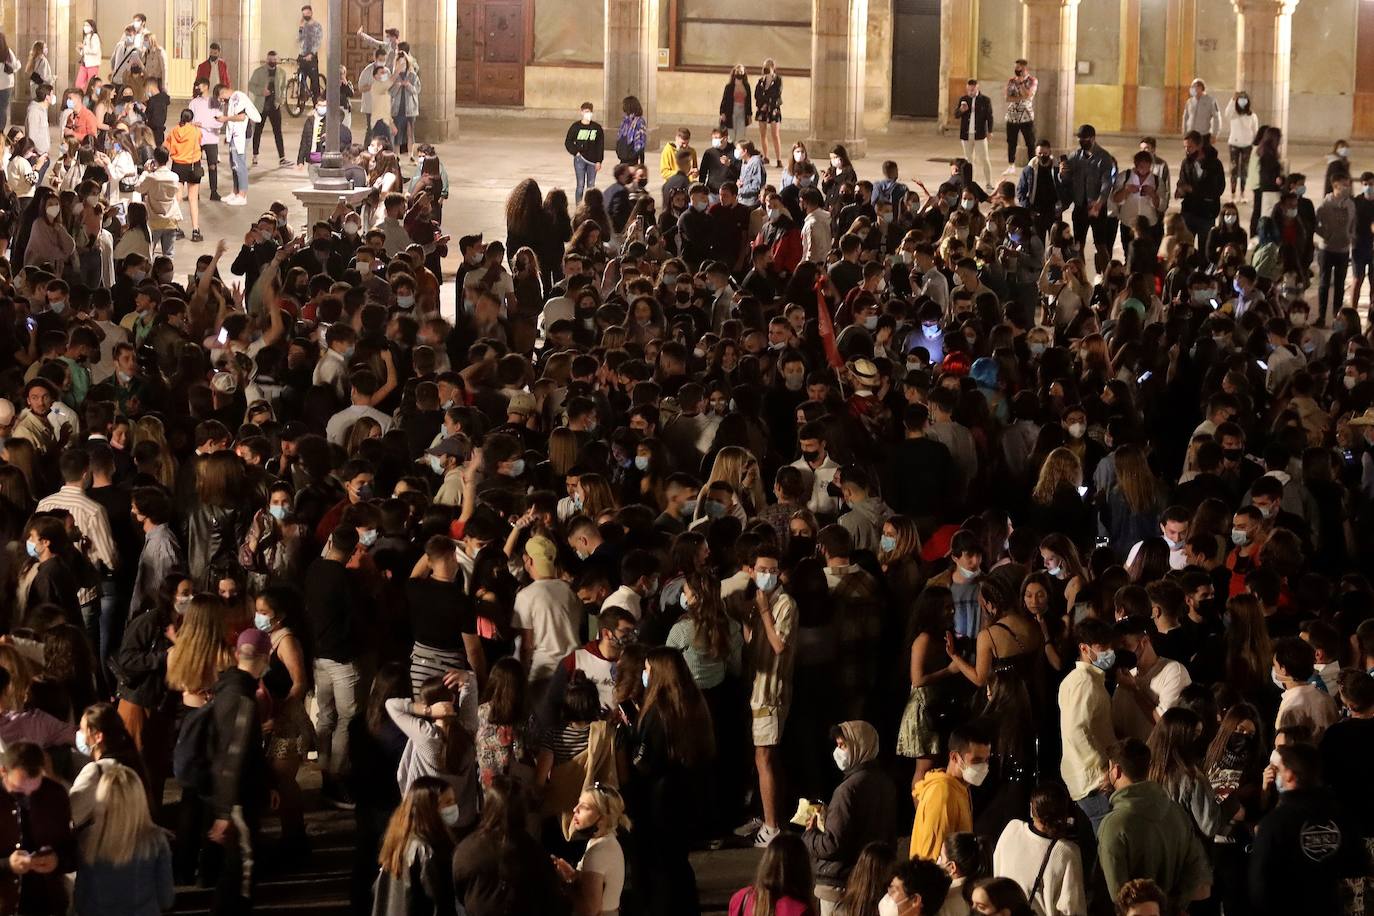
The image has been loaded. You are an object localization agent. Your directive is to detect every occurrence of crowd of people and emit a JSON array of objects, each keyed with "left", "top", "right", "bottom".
[{"left": 0, "top": 19, "right": 1367, "bottom": 916}]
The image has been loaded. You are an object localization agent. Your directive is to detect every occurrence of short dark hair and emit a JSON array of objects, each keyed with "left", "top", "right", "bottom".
[
  {"left": 1074, "top": 616, "right": 1116, "bottom": 649},
  {"left": 1273, "top": 635, "right": 1316, "bottom": 681},
  {"left": 892, "top": 858, "right": 952, "bottom": 913},
  {"left": 1108, "top": 737, "right": 1151, "bottom": 781},
  {"left": 131, "top": 486, "right": 173, "bottom": 525},
  {"left": 948, "top": 723, "right": 990, "bottom": 756},
  {"left": 1276, "top": 742, "right": 1321, "bottom": 789}
]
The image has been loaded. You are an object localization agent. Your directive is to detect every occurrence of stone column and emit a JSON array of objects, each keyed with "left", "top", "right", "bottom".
[
  {"left": 938, "top": 0, "right": 976, "bottom": 130},
  {"left": 1234, "top": 0, "right": 1298, "bottom": 155},
  {"left": 1020, "top": 0, "right": 1079, "bottom": 152},
  {"left": 604, "top": 0, "right": 658, "bottom": 154},
  {"left": 408, "top": 0, "right": 459, "bottom": 141},
  {"left": 809, "top": 0, "right": 868, "bottom": 159},
  {"left": 210, "top": 0, "right": 258, "bottom": 93},
  {"left": 16, "top": 0, "right": 69, "bottom": 112}
]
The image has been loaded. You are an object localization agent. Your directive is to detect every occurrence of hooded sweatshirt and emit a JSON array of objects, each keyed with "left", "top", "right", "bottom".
[
  {"left": 802, "top": 721, "right": 894, "bottom": 887},
  {"left": 910, "top": 768, "right": 972, "bottom": 859},
  {"left": 1097, "top": 780, "right": 1212, "bottom": 910}
]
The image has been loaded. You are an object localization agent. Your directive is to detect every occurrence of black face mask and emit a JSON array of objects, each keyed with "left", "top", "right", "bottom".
[
  {"left": 675, "top": 290, "right": 691, "bottom": 304},
  {"left": 801, "top": 449, "right": 821, "bottom": 464},
  {"left": 1222, "top": 448, "right": 1244, "bottom": 463},
  {"left": 789, "top": 536, "right": 815, "bottom": 560},
  {"left": 1079, "top": 138, "right": 1093, "bottom": 151}
]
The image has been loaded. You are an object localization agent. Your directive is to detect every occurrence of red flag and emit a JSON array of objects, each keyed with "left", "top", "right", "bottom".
[{"left": 815, "top": 278, "right": 844, "bottom": 370}]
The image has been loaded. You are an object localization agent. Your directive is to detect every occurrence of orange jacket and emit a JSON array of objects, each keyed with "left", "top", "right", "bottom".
[{"left": 163, "top": 123, "right": 202, "bottom": 165}]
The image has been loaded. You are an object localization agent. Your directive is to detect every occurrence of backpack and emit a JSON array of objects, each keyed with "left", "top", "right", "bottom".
[{"left": 172, "top": 701, "right": 216, "bottom": 798}]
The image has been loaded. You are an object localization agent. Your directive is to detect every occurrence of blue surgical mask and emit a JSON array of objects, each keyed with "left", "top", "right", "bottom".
[
  {"left": 679, "top": 591, "right": 691, "bottom": 611},
  {"left": 755, "top": 571, "right": 778, "bottom": 592},
  {"left": 360, "top": 528, "right": 378, "bottom": 547},
  {"left": 504, "top": 458, "right": 526, "bottom": 478},
  {"left": 1092, "top": 649, "right": 1116, "bottom": 671},
  {"left": 634, "top": 455, "right": 650, "bottom": 471},
  {"left": 75, "top": 730, "right": 90, "bottom": 756},
  {"left": 703, "top": 500, "right": 726, "bottom": 519},
  {"left": 440, "top": 805, "right": 461, "bottom": 828},
  {"left": 1029, "top": 342, "right": 1046, "bottom": 357},
  {"left": 268, "top": 504, "right": 288, "bottom": 522},
  {"left": 254, "top": 612, "right": 272, "bottom": 633},
  {"left": 396, "top": 294, "right": 416, "bottom": 309},
  {"left": 1231, "top": 528, "right": 1249, "bottom": 546},
  {"left": 880, "top": 535, "right": 897, "bottom": 553},
  {"left": 25, "top": 540, "right": 39, "bottom": 559},
  {"left": 641, "top": 669, "right": 650, "bottom": 689}
]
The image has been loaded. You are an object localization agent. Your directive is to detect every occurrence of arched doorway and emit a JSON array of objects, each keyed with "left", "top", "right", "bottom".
[{"left": 344, "top": 0, "right": 386, "bottom": 84}]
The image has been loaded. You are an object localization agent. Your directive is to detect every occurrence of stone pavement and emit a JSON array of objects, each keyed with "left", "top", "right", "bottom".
[{"left": 173, "top": 114, "right": 1365, "bottom": 319}]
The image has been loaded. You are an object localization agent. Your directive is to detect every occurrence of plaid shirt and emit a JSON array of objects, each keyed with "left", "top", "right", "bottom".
[{"left": 1005, "top": 74, "right": 1038, "bottom": 123}]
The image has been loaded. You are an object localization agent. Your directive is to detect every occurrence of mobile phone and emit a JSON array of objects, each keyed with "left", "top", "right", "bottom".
[
  {"left": 1137, "top": 370, "right": 1152, "bottom": 383},
  {"left": 1048, "top": 266, "right": 1063, "bottom": 283},
  {"left": 1076, "top": 485, "right": 1088, "bottom": 498},
  {"left": 1255, "top": 359, "right": 1268, "bottom": 371},
  {"left": 25, "top": 317, "right": 35, "bottom": 332},
  {"left": 1344, "top": 449, "right": 1356, "bottom": 463},
  {"left": 217, "top": 327, "right": 229, "bottom": 345},
  {"left": 1209, "top": 298, "right": 1220, "bottom": 311}
]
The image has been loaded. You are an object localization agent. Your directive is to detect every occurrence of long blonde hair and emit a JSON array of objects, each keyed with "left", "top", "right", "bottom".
[
  {"left": 547, "top": 427, "right": 579, "bottom": 476},
  {"left": 84, "top": 764, "right": 162, "bottom": 865},
  {"left": 166, "top": 595, "right": 232, "bottom": 693},
  {"left": 1031, "top": 448, "right": 1083, "bottom": 506},
  {"left": 702, "top": 446, "right": 765, "bottom": 514},
  {"left": 133, "top": 416, "right": 178, "bottom": 490},
  {"left": 378, "top": 777, "right": 451, "bottom": 878},
  {"left": 576, "top": 472, "right": 618, "bottom": 519}
]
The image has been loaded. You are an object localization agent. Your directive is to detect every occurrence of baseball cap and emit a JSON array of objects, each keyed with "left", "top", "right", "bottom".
[
  {"left": 427, "top": 436, "right": 467, "bottom": 459},
  {"left": 210, "top": 371, "right": 238, "bottom": 395},
  {"left": 236, "top": 627, "right": 271, "bottom": 655},
  {"left": 525, "top": 535, "right": 558, "bottom": 578}
]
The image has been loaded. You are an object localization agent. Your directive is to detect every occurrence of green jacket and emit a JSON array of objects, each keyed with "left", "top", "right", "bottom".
[
  {"left": 1098, "top": 780, "right": 1211, "bottom": 910},
  {"left": 246, "top": 64, "right": 289, "bottom": 115}
]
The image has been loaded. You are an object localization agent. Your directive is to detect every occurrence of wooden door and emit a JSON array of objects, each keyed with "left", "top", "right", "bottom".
[
  {"left": 892, "top": 0, "right": 941, "bottom": 118},
  {"left": 343, "top": 0, "right": 386, "bottom": 87},
  {"left": 164, "top": 0, "right": 209, "bottom": 98},
  {"left": 457, "top": 0, "right": 524, "bottom": 106}
]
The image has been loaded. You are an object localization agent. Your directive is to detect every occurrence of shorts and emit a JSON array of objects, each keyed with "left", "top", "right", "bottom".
[
  {"left": 172, "top": 161, "right": 202, "bottom": 185},
  {"left": 1354, "top": 241, "right": 1373, "bottom": 277},
  {"left": 752, "top": 704, "right": 788, "bottom": 746}
]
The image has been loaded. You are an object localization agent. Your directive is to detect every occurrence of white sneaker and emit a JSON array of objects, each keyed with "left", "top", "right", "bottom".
[
  {"left": 753, "top": 824, "right": 780, "bottom": 847},
  {"left": 733, "top": 817, "right": 763, "bottom": 838},
  {"left": 225, "top": 194, "right": 248, "bottom": 206},
  {"left": 1003, "top": 164, "right": 1018, "bottom": 175}
]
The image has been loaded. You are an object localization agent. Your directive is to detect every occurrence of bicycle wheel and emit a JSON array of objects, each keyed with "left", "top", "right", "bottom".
[{"left": 285, "top": 76, "right": 303, "bottom": 118}]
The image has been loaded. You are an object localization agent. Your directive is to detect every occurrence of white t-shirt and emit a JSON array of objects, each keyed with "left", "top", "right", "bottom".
[
  {"left": 325, "top": 404, "right": 393, "bottom": 446},
  {"left": 602, "top": 585, "right": 643, "bottom": 622},
  {"left": 513, "top": 579, "right": 582, "bottom": 681},
  {"left": 1111, "top": 655, "right": 1191, "bottom": 742},
  {"left": 578, "top": 834, "right": 625, "bottom": 915}
]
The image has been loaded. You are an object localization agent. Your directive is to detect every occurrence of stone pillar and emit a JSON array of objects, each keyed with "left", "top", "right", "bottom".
[
  {"left": 809, "top": 0, "right": 868, "bottom": 159},
  {"left": 604, "top": 0, "right": 658, "bottom": 154},
  {"left": 1163, "top": 0, "right": 1197, "bottom": 135},
  {"left": 938, "top": 0, "right": 976, "bottom": 130},
  {"left": 1021, "top": 0, "right": 1078, "bottom": 151},
  {"left": 1234, "top": 0, "right": 1298, "bottom": 156},
  {"left": 16, "top": 0, "right": 69, "bottom": 111},
  {"left": 408, "top": 0, "right": 459, "bottom": 141},
  {"left": 210, "top": 0, "right": 258, "bottom": 93}
]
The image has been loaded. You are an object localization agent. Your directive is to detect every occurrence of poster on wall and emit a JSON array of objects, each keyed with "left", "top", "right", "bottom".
[{"left": 173, "top": 0, "right": 196, "bottom": 59}]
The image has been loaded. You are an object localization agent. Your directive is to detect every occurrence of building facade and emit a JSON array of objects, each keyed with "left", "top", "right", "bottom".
[{"left": 8, "top": 0, "right": 1364, "bottom": 155}]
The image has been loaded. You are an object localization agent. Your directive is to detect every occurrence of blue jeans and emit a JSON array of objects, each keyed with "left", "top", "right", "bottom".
[
  {"left": 573, "top": 154, "right": 598, "bottom": 202},
  {"left": 230, "top": 148, "right": 249, "bottom": 195},
  {"left": 1076, "top": 789, "right": 1112, "bottom": 835},
  {"left": 152, "top": 228, "right": 176, "bottom": 258}
]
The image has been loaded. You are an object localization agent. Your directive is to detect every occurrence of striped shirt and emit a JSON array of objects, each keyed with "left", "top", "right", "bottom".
[{"left": 36, "top": 484, "right": 118, "bottom": 574}]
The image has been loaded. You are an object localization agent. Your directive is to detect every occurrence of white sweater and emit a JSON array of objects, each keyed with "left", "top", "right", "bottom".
[
  {"left": 1224, "top": 99, "right": 1259, "bottom": 148},
  {"left": 993, "top": 820, "right": 1086, "bottom": 916}
]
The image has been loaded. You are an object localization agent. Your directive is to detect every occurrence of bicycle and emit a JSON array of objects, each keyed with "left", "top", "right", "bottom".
[{"left": 283, "top": 56, "right": 319, "bottom": 118}]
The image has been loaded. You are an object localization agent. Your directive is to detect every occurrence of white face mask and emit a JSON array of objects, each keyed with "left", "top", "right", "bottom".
[
  {"left": 832, "top": 746, "right": 851, "bottom": 771},
  {"left": 580, "top": 111, "right": 592, "bottom": 123},
  {"left": 962, "top": 760, "right": 990, "bottom": 786},
  {"left": 877, "top": 894, "right": 902, "bottom": 916},
  {"left": 793, "top": 150, "right": 805, "bottom": 163},
  {"left": 45, "top": 205, "right": 61, "bottom": 220}
]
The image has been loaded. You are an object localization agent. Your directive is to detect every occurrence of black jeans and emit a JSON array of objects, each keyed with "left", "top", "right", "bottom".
[
  {"left": 1318, "top": 249, "right": 1351, "bottom": 321},
  {"left": 299, "top": 54, "right": 321, "bottom": 102},
  {"left": 201, "top": 142, "right": 219, "bottom": 196},
  {"left": 1006, "top": 120, "right": 1035, "bottom": 165},
  {"left": 1070, "top": 204, "right": 1119, "bottom": 271},
  {"left": 253, "top": 103, "right": 284, "bottom": 159}
]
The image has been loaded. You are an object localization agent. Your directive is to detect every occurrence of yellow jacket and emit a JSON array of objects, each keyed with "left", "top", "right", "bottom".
[
  {"left": 910, "top": 768, "right": 971, "bottom": 860},
  {"left": 658, "top": 141, "right": 696, "bottom": 181}
]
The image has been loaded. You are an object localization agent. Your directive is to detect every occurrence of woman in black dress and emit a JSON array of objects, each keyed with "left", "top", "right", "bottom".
[{"left": 754, "top": 58, "right": 783, "bottom": 168}]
